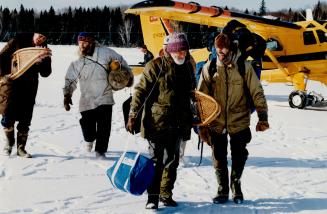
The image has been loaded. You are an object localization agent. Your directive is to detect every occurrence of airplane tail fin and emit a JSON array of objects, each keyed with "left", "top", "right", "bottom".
[{"left": 139, "top": 15, "right": 169, "bottom": 57}]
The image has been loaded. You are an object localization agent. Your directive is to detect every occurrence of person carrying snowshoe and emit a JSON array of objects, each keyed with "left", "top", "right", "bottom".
[
  {"left": 63, "top": 32, "right": 132, "bottom": 160},
  {"left": 197, "top": 33, "right": 269, "bottom": 204},
  {"left": 0, "top": 32, "right": 52, "bottom": 158},
  {"left": 126, "top": 33, "right": 196, "bottom": 210}
]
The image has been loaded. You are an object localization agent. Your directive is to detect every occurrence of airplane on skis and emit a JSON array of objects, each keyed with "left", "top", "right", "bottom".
[{"left": 126, "top": 0, "right": 327, "bottom": 109}]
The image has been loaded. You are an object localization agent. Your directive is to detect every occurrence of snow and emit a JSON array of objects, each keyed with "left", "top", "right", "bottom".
[{"left": 1, "top": 44, "right": 327, "bottom": 214}]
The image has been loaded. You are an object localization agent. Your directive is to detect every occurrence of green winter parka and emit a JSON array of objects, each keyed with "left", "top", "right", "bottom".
[
  {"left": 130, "top": 54, "right": 196, "bottom": 141},
  {"left": 197, "top": 50, "right": 268, "bottom": 134}
]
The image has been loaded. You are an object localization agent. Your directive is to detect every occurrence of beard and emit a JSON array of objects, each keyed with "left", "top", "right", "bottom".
[
  {"left": 80, "top": 43, "right": 95, "bottom": 56},
  {"left": 218, "top": 51, "right": 232, "bottom": 65},
  {"left": 171, "top": 55, "right": 185, "bottom": 65}
]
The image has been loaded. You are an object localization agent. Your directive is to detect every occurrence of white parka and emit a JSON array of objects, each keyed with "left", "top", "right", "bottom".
[{"left": 63, "top": 45, "right": 131, "bottom": 112}]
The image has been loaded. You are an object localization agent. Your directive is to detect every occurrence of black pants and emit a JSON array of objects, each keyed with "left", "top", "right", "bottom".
[
  {"left": 211, "top": 127, "right": 251, "bottom": 171},
  {"left": 1, "top": 83, "right": 37, "bottom": 133},
  {"left": 80, "top": 105, "right": 112, "bottom": 154},
  {"left": 147, "top": 130, "right": 181, "bottom": 200},
  {"left": 1, "top": 111, "right": 33, "bottom": 133}
]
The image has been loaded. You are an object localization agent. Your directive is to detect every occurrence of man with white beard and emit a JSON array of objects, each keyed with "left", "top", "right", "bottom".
[
  {"left": 63, "top": 32, "right": 132, "bottom": 159},
  {"left": 127, "top": 33, "right": 196, "bottom": 210}
]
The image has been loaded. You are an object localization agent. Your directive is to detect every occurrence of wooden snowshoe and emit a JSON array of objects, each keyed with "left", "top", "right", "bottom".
[
  {"left": 10, "top": 47, "right": 52, "bottom": 80},
  {"left": 192, "top": 90, "right": 221, "bottom": 126}
]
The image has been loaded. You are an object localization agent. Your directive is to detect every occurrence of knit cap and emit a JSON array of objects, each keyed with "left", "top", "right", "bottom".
[
  {"left": 77, "top": 32, "right": 95, "bottom": 42},
  {"left": 165, "top": 33, "right": 189, "bottom": 53}
]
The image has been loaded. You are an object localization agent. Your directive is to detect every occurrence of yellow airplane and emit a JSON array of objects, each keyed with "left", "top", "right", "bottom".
[{"left": 126, "top": 0, "right": 327, "bottom": 109}]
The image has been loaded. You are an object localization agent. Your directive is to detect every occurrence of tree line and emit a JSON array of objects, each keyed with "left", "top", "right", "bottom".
[
  {"left": 0, "top": 1, "right": 326, "bottom": 48},
  {"left": 0, "top": 5, "right": 143, "bottom": 47}
]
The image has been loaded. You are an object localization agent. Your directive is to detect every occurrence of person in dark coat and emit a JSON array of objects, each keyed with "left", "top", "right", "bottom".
[
  {"left": 0, "top": 32, "right": 52, "bottom": 158},
  {"left": 138, "top": 44, "right": 154, "bottom": 65},
  {"left": 127, "top": 33, "right": 196, "bottom": 210}
]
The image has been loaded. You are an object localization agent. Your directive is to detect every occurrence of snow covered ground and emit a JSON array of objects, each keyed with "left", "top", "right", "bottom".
[{"left": 0, "top": 44, "right": 327, "bottom": 214}]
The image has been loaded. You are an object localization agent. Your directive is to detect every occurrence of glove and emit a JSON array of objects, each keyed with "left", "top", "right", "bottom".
[
  {"left": 256, "top": 111, "right": 269, "bottom": 132},
  {"left": 126, "top": 117, "right": 136, "bottom": 134},
  {"left": 199, "top": 127, "right": 211, "bottom": 145},
  {"left": 64, "top": 95, "right": 73, "bottom": 111},
  {"left": 256, "top": 121, "right": 269, "bottom": 132}
]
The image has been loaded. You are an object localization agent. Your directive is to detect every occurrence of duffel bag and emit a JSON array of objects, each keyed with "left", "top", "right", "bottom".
[{"left": 107, "top": 151, "right": 155, "bottom": 196}]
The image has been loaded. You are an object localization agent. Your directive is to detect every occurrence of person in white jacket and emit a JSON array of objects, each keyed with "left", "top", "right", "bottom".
[{"left": 63, "top": 32, "right": 132, "bottom": 159}]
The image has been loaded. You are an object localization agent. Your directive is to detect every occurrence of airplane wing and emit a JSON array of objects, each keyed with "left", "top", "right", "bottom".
[{"left": 125, "top": 0, "right": 302, "bottom": 38}]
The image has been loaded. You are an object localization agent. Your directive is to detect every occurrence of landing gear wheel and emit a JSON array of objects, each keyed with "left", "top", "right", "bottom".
[{"left": 289, "top": 90, "right": 306, "bottom": 109}]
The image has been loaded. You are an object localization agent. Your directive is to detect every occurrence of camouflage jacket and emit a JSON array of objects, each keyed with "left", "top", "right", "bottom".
[{"left": 130, "top": 54, "right": 196, "bottom": 140}]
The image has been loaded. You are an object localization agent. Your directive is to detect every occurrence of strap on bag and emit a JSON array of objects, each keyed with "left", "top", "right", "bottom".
[
  {"left": 110, "top": 150, "right": 127, "bottom": 189},
  {"left": 111, "top": 134, "right": 142, "bottom": 192},
  {"left": 123, "top": 152, "right": 141, "bottom": 193}
]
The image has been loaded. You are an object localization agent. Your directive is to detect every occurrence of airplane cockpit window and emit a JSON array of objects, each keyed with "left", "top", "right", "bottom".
[
  {"left": 316, "top": 30, "right": 327, "bottom": 43},
  {"left": 303, "top": 31, "right": 317, "bottom": 45},
  {"left": 266, "top": 38, "right": 282, "bottom": 51}
]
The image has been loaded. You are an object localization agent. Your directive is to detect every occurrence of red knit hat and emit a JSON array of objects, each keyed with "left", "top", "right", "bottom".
[{"left": 165, "top": 33, "right": 189, "bottom": 53}]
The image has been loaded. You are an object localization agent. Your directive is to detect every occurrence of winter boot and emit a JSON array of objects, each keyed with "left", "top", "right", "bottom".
[
  {"left": 213, "top": 168, "right": 229, "bottom": 204},
  {"left": 146, "top": 195, "right": 159, "bottom": 210},
  {"left": 3, "top": 127, "right": 15, "bottom": 156},
  {"left": 231, "top": 168, "right": 244, "bottom": 204},
  {"left": 95, "top": 151, "right": 106, "bottom": 160},
  {"left": 159, "top": 196, "right": 178, "bottom": 207},
  {"left": 85, "top": 141, "right": 94, "bottom": 152},
  {"left": 160, "top": 167, "right": 177, "bottom": 205},
  {"left": 17, "top": 131, "right": 32, "bottom": 158}
]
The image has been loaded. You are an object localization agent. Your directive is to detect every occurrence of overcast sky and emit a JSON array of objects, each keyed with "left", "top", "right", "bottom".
[{"left": 0, "top": 0, "right": 324, "bottom": 12}]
